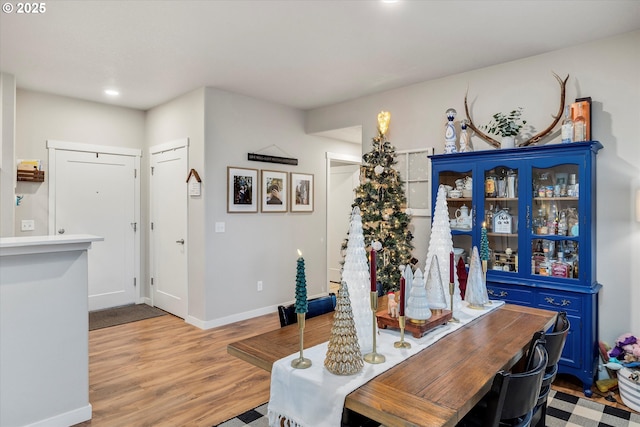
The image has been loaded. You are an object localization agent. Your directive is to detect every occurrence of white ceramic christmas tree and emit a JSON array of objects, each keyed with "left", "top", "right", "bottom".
[
  {"left": 425, "top": 185, "right": 463, "bottom": 316},
  {"left": 465, "top": 246, "right": 489, "bottom": 309},
  {"left": 341, "top": 207, "right": 374, "bottom": 354},
  {"left": 425, "top": 255, "right": 447, "bottom": 311},
  {"left": 405, "top": 269, "right": 432, "bottom": 322}
]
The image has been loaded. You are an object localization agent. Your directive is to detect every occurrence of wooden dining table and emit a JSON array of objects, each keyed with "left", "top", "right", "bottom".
[{"left": 227, "top": 300, "right": 556, "bottom": 427}]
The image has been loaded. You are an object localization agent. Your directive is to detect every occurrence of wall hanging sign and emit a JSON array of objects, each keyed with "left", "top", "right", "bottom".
[
  {"left": 186, "top": 169, "right": 202, "bottom": 196},
  {"left": 248, "top": 144, "right": 298, "bottom": 165}
]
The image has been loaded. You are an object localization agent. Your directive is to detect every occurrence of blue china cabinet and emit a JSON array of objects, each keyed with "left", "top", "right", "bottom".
[{"left": 430, "top": 141, "right": 602, "bottom": 396}]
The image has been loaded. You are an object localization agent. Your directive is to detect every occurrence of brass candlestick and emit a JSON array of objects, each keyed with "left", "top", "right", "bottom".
[
  {"left": 394, "top": 315, "right": 411, "bottom": 349},
  {"left": 291, "top": 313, "right": 312, "bottom": 369},
  {"left": 364, "top": 291, "right": 385, "bottom": 364},
  {"left": 448, "top": 281, "right": 460, "bottom": 323}
]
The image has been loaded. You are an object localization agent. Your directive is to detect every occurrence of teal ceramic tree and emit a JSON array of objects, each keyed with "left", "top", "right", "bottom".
[
  {"left": 295, "top": 256, "right": 308, "bottom": 314},
  {"left": 480, "top": 226, "right": 490, "bottom": 262}
]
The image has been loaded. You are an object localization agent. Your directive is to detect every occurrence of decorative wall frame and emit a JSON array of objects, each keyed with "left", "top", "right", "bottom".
[
  {"left": 290, "top": 172, "right": 314, "bottom": 212},
  {"left": 227, "top": 166, "right": 258, "bottom": 213},
  {"left": 261, "top": 169, "right": 288, "bottom": 213}
]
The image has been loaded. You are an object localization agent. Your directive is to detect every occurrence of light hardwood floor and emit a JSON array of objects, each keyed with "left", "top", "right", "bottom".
[
  {"left": 75, "top": 312, "right": 279, "bottom": 427},
  {"left": 76, "top": 310, "right": 637, "bottom": 427}
]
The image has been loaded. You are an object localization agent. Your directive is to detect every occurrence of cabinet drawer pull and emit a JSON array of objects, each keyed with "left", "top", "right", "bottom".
[
  {"left": 544, "top": 297, "right": 571, "bottom": 307},
  {"left": 488, "top": 289, "right": 508, "bottom": 297}
]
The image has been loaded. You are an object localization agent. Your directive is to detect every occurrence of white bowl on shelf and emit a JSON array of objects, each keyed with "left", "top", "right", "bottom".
[
  {"left": 449, "top": 189, "right": 462, "bottom": 198},
  {"left": 462, "top": 189, "right": 472, "bottom": 198}
]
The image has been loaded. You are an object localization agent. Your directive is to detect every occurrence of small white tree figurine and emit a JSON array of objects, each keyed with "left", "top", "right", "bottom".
[
  {"left": 425, "top": 255, "right": 447, "bottom": 311},
  {"left": 405, "top": 269, "right": 432, "bottom": 322},
  {"left": 465, "top": 246, "right": 489, "bottom": 309}
]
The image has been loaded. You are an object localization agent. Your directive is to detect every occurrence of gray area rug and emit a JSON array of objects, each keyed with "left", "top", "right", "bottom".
[{"left": 89, "top": 304, "right": 168, "bottom": 330}]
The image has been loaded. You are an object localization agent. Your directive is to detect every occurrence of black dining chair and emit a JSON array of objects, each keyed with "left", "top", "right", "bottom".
[
  {"left": 457, "top": 339, "right": 549, "bottom": 427},
  {"left": 277, "top": 293, "right": 337, "bottom": 327},
  {"left": 531, "top": 311, "right": 570, "bottom": 427}
]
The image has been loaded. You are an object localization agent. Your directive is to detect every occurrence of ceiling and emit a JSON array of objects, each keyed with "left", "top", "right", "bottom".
[{"left": 1, "top": 1, "right": 639, "bottom": 114}]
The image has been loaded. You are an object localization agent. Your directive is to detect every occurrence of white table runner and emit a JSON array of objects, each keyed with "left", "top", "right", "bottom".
[{"left": 267, "top": 300, "right": 505, "bottom": 427}]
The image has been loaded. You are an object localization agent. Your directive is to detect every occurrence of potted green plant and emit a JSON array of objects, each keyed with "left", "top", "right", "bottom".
[{"left": 481, "top": 107, "right": 526, "bottom": 148}]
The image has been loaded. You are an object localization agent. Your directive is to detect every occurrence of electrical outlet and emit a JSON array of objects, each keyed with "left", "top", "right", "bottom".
[
  {"left": 21, "top": 220, "right": 35, "bottom": 231},
  {"left": 257, "top": 281, "right": 263, "bottom": 292}
]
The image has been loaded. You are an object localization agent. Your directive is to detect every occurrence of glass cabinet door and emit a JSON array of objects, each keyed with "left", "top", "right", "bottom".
[
  {"left": 436, "top": 169, "right": 473, "bottom": 265},
  {"left": 483, "top": 165, "right": 520, "bottom": 274},
  {"left": 530, "top": 163, "right": 581, "bottom": 280}
]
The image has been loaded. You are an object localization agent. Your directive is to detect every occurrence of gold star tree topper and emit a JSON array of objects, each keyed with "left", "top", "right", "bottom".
[{"left": 377, "top": 111, "right": 391, "bottom": 137}]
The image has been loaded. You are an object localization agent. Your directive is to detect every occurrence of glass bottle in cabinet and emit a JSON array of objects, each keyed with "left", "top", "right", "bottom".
[
  {"left": 531, "top": 164, "right": 580, "bottom": 279},
  {"left": 484, "top": 166, "right": 519, "bottom": 273}
]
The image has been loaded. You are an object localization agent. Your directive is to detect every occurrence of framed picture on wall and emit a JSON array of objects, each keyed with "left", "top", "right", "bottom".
[
  {"left": 227, "top": 166, "right": 258, "bottom": 213},
  {"left": 261, "top": 169, "right": 288, "bottom": 213},
  {"left": 290, "top": 172, "right": 314, "bottom": 212}
]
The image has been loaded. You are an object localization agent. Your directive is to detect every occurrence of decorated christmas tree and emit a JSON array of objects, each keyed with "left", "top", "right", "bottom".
[
  {"left": 324, "top": 281, "right": 364, "bottom": 376},
  {"left": 352, "top": 111, "right": 413, "bottom": 292},
  {"left": 294, "top": 253, "right": 308, "bottom": 314}
]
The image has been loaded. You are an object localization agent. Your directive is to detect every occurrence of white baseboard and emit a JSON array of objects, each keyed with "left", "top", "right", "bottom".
[
  {"left": 185, "top": 292, "right": 328, "bottom": 330},
  {"left": 187, "top": 304, "right": 278, "bottom": 330},
  {"left": 25, "top": 404, "right": 91, "bottom": 427}
]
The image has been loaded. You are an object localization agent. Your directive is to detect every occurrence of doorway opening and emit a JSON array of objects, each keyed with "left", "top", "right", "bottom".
[{"left": 326, "top": 152, "right": 362, "bottom": 295}]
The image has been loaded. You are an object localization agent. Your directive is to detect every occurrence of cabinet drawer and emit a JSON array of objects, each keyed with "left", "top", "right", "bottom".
[
  {"left": 536, "top": 291, "right": 581, "bottom": 313},
  {"left": 487, "top": 285, "right": 533, "bottom": 305}
]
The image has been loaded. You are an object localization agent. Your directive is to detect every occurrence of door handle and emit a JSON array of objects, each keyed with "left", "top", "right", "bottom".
[
  {"left": 58, "top": 228, "right": 65, "bottom": 234},
  {"left": 176, "top": 239, "right": 185, "bottom": 244}
]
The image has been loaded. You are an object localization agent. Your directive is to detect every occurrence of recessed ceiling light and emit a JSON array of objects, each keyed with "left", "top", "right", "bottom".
[{"left": 104, "top": 89, "right": 120, "bottom": 97}]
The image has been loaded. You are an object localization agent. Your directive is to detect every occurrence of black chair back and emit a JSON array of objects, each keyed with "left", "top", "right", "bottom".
[
  {"left": 531, "top": 312, "right": 570, "bottom": 427},
  {"left": 483, "top": 343, "right": 548, "bottom": 426},
  {"left": 277, "top": 293, "right": 336, "bottom": 327},
  {"left": 545, "top": 311, "right": 570, "bottom": 367}
]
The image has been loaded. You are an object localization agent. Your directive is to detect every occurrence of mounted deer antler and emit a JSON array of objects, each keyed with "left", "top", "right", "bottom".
[
  {"left": 464, "top": 93, "right": 501, "bottom": 149},
  {"left": 464, "top": 72, "right": 569, "bottom": 148}
]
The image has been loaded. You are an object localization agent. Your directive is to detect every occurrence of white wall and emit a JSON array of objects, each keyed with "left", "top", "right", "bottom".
[
  {"left": 13, "top": 90, "right": 145, "bottom": 236},
  {"left": 202, "top": 88, "right": 361, "bottom": 325},
  {"left": 145, "top": 88, "right": 206, "bottom": 319},
  {"left": 0, "top": 73, "right": 16, "bottom": 237},
  {"left": 306, "top": 30, "right": 640, "bottom": 344}
]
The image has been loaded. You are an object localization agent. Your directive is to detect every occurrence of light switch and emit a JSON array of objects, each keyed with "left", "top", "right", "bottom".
[{"left": 215, "top": 222, "right": 225, "bottom": 233}]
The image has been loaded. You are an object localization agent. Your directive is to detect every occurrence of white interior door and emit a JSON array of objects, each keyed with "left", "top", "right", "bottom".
[
  {"left": 150, "top": 141, "right": 188, "bottom": 319},
  {"left": 51, "top": 147, "right": 138, "bottom": 311},
  {"left": 327, "top": 157, "right": 361, "bottom": 289}
]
